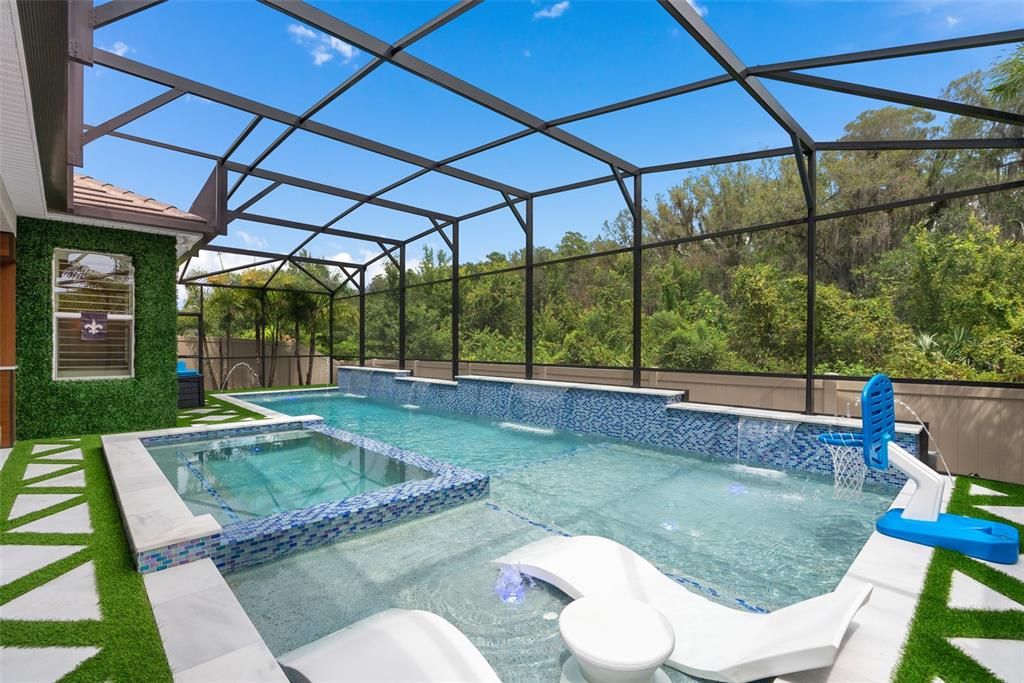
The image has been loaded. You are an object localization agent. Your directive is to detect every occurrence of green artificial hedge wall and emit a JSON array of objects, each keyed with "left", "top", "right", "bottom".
[{"left": 15, "top": 217, "right": 178, "bottom": 439}]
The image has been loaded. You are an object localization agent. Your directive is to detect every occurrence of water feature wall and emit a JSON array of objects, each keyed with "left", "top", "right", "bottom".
[{"left": 336, "top": 368, "right": 914, "bottom": 489}]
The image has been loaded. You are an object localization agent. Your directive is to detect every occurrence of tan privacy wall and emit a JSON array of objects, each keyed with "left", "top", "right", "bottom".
[
  {"left": 344, "top": 359, "right": 1024, "bottom": 485},
  {"left": 177, "top": 337, "right": 331, "bottom": 390}
]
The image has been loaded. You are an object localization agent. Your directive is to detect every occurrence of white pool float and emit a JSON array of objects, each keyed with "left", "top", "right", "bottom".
[
  {"left": 496, "top": 535, "right": 872, "bottom": 683},
  {"left": 277, "top": 608, "right": 500, "bottom": 683}
]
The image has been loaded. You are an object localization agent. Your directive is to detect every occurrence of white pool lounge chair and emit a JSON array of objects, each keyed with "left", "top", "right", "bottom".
[
  {"left": 277, "top": 608, "right": 500, "bottom": 683},
  {"left": 495, "top": 535, "right": 873, "bottom": 683}
]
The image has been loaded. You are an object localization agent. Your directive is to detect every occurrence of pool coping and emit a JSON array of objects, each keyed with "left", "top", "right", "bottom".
[
  {"left": 102, "top": 414, "right": 320, "bottom": 554},
  {"left": 668, "top": 401, "right": 925, "bottom": 436},
  {"left": 102, "top": 415, "right": 489, "bottom": 573},
  {"left": 455, "top": 374, "right": 685, "bottom": 397}
]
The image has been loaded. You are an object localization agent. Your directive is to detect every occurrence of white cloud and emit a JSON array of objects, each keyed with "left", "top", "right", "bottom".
[
  {"left": 946, "top": 15, "right": 960, "bottom": 27},
  {"left": 325, "top": 35, "right": 358, "bottom": 60},
  {"left": 287, "top": 24, "right": 316, "bottom": 41},
  {"left": 686, "top": 0, "right": 708, "bottom": 17},
  {"left": 100, "top": 40, "right": 131, "bottom": 56},
  {"left": 287, "top": 23, "right": 359, "bottom": 67},
  {"left": 312, "top": 47, "right": 333, "bottom": 66},
  {"left": 533, "top": 1, "right": 569, "bottom": 19},
  {"left": 236, "top": 229, "right": 268, "bottom": 249}
]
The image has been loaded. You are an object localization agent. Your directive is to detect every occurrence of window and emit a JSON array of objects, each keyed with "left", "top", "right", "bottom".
[{"left": 52, "top": 249, "right": 134, "bottom": 379}]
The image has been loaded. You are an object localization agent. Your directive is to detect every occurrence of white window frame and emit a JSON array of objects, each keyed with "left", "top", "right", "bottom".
[{"left": 52, "top": 248, "right": 135, "bottom": 381}]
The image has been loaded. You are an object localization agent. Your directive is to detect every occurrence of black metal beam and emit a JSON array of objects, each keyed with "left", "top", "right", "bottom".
[
  {"left": 328, "top": 295, "right": 335, "bottom": 384},
  {"left": 260, "top": 0, "right": 641, "bottom": 174},
  {"left": 451, "top": 220, "right": 460, "bottom": 379},
  {"left": 501, "top": 192, "right": 528, "bottom": 232},
  {"left": 232, "top": 211, "right": 403, "bottom": 245},
  {"left": 817, "top": 138, "right": 1024, "bottom": 151},
  {"left": 359, "top": 268, "right": 366, "bottom": 366},
  {"left": 82, "top": 88, "right": 184, "bottom": 144},
  {"left": 93, "top": 0, "right": 166, "bottom": 28},
  {"left": 631, "top": 174, "right": 643, "bottom": 388},
  {"left": 525, "top": 197, "right": 534, "bottom": 379},
  {"left": 398, "top": 243, "right": 407, "bottom": 370},
  {"left": 763, "top": 70, "right": 1024, "bottom": 128},
  {"left": 804, "top": 152, "right": 817, "bottom": 414},
  {"left": 92, "top": 49, "right": 528, "bottom": 197},
  {"left": 228, "top": 182, "right": 281, "bottom": 217},
  {"left": 792, "top": 135, "right": 813, "bottom": 208},
  {"left": 228, "top": 1, "right": 483, "bottom": 200},
  {"left": 220, "top": 161, "right": 456, "bottom": 220},
  {"left": 202, "top": 244, "right": 361, "bottom": 269},
  {"left": 657, "top": 0, "right": 814, "bottom": 151},
  {"left": 548, "top": 75, "right": 734, "bottom": 127},
  {"left": 289, "top": 258, "right": 334, "bottom": 293},
  {"left": 181, "top": 257, "right": 278, "bottom": 282},
  {"left": 611, "top": 165, "right": 637, "bottom": 218},
  {"left": 222, "top": 115, "right": 262, "bottom": 162},
  {"left": 748, "top": 29, "right": 1024, "bottom": 75}
]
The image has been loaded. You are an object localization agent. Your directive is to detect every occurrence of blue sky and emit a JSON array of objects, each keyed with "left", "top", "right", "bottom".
[{"left": 82, "top": 0, "right": 1024, "bottom": 276}]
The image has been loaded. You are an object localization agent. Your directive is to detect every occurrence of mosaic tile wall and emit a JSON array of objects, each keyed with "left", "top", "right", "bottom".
[
  {"left": 135, "top": 419, "right": 488, "bottom": 574},
  {"left": 337, "top": 368, "right": 914, "bottom": 489}
]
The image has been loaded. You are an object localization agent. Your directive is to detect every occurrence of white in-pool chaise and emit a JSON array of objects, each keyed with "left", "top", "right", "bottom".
[
  {"left": 277, "top": 608, "right": 500, "bottom": 683},
  {"left": 495, "top": 535, "right": 873, "bottom": 683}
]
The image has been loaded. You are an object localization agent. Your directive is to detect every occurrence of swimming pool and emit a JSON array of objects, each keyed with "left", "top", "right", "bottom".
[{"left": 233, "top": 390, "right": 895, "bottom": 606}]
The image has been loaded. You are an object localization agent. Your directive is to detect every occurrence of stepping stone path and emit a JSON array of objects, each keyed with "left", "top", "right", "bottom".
[
  {"left": 27, "top": 469, "right": 86, "bottom": 488},
  {"left": 948, "top": 570, "right": 1024, "bottom": 612},
  {"left": 2, "top": 440, "right": 103, "bottom": 681},
  {"left": 0, "top": 562, "right": 101, "bottom": 621},
  {"left": 947, "top": 638, "right": 1023, "bottom": 682},
  {"left": 0, "top": 646, "right": 100, "bottom": 682},
  {"left": 917, "top": 481, "right": 1024, "bottom": 682},
  {"left": 0, "top": 545, "right": 85, "bottom": 586},
  {"left": 35, "top": 448, "right": 84, "bottom": 462},
  {"left": 976, "top": 505, "right": 1024, "bottom": 526},
  {"left": 970, "top": 484, "right": 1008, "bottom": 497}
]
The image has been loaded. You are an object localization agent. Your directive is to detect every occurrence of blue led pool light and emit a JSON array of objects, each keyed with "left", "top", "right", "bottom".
[
  {"left": 495, "top": 565, "right": 530, "bottom": 604},
  {"left": 819, "top": 374, "right": 1018, "bottom": 564}
]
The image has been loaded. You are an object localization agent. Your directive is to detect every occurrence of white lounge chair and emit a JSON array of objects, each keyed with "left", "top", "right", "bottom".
[
  {"left": 495, "top": 535, "right": 873, "bottom": 683},
  {"left": 277, "top": 608, "right": 500, "bottom": 683}
]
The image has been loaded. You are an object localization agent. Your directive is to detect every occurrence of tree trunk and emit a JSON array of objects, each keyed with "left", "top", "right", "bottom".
[
  {"left": 306, "top": 317, "right": 315, "bottom": 385},
  {"left": 268, "top": 323, "right": 278, "bottom": 387},
  {"left": 295, "top": 320, "right": 303, "bottom": 386}
]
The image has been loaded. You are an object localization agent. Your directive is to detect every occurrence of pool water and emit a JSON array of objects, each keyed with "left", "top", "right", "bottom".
[
  {"left": 227, "top": 390, "right": 896, "bottom": 681},
  {"left": 145, "top": 429, "right": 432, "bottom": 525}
]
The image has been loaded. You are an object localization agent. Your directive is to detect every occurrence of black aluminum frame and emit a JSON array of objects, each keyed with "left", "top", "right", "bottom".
[{"left": 72, "top": 0, "right": 1024, "bottom": 407}]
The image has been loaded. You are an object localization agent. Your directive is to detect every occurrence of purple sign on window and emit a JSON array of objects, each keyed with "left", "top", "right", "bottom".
[{"left": 81, "top": 312, "right": 108, "bottom": 341}]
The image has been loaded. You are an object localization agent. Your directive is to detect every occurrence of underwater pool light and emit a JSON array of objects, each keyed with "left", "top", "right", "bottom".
[{"left": 495, "top": 564, "right": 530, "bottom": 604}]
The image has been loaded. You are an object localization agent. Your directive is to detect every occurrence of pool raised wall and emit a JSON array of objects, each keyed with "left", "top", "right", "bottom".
[{"left": 338, "top": 367, "right": 917, "bottom": 489}]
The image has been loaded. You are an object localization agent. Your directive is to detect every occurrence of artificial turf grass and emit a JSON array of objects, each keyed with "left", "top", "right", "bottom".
[
  {"left": 893, "top": 476, "right": 1024, "bottom": 683},
  {"left": 0, "top": 436, "right": 173, "bottom": 682},
  {"left": 175, "top": 394, "right": 269, "bottom": 428},
  {"left": 175, "top": 385, "right": 332, "bottom": 427}
]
